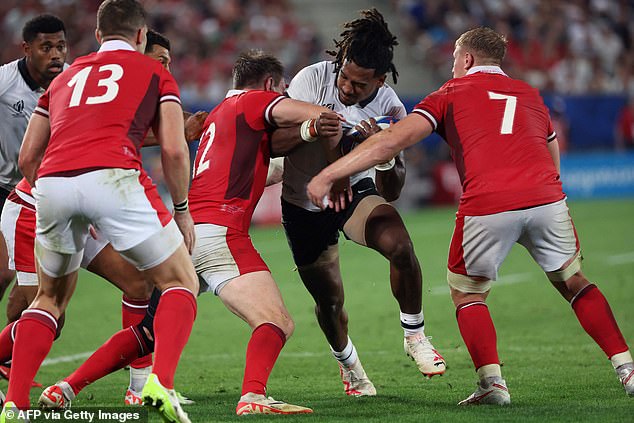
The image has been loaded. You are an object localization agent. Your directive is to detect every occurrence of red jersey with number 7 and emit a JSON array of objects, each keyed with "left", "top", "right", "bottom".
[
  {"left": 413, "top": 68, "right": 564, "bottom": 216},
  {"left": 34, "top": 42, "right": 181, "bottom": 178},
  {"left": 188, "top": 89, "right": 285, "bottom": 233}
]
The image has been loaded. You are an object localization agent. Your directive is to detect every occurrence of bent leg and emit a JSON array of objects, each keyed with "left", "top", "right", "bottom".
[{"left": 220, "top": 271, "right": 291, "bottom": 396}]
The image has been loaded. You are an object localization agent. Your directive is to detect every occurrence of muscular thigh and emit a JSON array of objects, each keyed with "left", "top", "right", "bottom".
[
  {"left": 518, "top": 199, "right": 579, "bottom": 272},
  {"left": 193, "top": 224, "right": 269, "bottom": 295}
]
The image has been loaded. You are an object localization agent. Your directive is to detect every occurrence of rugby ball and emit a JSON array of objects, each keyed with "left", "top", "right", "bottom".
[{"left": 341, "top": 115, "right": 397, "bottom": 155}]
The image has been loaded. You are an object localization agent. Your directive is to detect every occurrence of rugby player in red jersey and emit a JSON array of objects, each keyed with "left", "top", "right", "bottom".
[
  {"left": 307, "top": 26, "right": 634, "bottom": 404},
  {"left": 2, "top": 1, "right": 198, "bottom": 421}
]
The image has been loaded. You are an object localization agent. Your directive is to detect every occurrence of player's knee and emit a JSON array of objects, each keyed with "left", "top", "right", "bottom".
[
  {"left": 121, "top": 278, "right": 152, "bottom": 301},
  {"left": 386, "top": 237, "right": 416, "bottom": 269},
  {"left": 0, "top": 269, "right": 15, "bottom": 285}
]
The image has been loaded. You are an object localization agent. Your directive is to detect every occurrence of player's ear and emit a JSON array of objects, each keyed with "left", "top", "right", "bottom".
[
  {"left": 465, "top": 51, "right": 475, "bottom": 70},
  {"left": 376, "top": 74, "right": 386, "bottom": 88},
  {"left": 264, "top": 76, "right": 274, "bottom": 91},
  {"left": 22, "top": 41, "right": 30, "bottom": 57},
  {"left": 95, "top": 29, "right": 102, "bottom": 45}
]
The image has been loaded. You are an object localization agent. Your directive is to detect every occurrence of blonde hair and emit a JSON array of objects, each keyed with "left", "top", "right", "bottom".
[{"left": 456, "top": 27, "right": 507, "bottom": 65}]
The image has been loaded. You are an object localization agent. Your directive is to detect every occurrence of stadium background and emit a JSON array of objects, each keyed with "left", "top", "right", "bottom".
[{"left": 3, "top": 0, "right": 633, "bottom": 219}]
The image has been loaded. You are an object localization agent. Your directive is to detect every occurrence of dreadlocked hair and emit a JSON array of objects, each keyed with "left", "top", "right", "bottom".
[{"left": 327, "top": 8, "right": 399, "bottom": 84}]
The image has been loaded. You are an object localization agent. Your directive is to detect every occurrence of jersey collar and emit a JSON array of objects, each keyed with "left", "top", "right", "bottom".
[
  {"left": 98, "top": 40, "right": 136, "bottom": 53},
  {"left": 17, "top": 57, "right": 42, "bottom": 91},
  {"left": 466, "top": 66, "right": 507, "bottom": 76},
  {"left": 225, "top": 89, "right": 245, "bottom": 98}
]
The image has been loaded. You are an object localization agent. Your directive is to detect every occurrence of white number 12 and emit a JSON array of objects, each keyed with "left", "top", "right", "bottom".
[{"left": 488, "top": 91, "right": 516, "bottom": 135}]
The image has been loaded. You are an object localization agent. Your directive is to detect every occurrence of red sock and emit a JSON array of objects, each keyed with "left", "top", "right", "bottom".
[
  {"left": 571, "top": 284, "right": 628, "bottom": 358},
  {"left": 152, "top": 288, "right": 196, "bottom": 389},
  {"left": 6, "top": 309, "right": 57, "bottom": 409},
  {"left": 456, "top": 302, "right": 500, "bottom": 369},
  {"left": 242, "top": 323, "right": 286, "bottom": 395},
  {"left": 0, "top": 321, "right": 17, "bottom": 364},
  {"left": 122, "top": 296, "right": 153, "bottom": 369},
  {"left": 66, "top": 327, "right": 144, "bottom": 394}
]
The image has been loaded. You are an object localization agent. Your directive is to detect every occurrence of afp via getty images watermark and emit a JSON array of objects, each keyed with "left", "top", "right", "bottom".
[{"left": 4, "top": 408, "right": 148, "bottom": 422}]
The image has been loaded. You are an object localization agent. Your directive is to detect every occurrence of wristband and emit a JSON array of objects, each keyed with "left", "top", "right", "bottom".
[
  {"left": 374, "top": 158, "right": 396, "bottom": 171},
  {"left": 300, "top": 119, "right": 319, "bottom": 142},
  {"left": 173, "top": 199, "right": 189, "bottom": 213}
]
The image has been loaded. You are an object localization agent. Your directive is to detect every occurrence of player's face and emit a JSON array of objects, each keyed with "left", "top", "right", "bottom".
[
  {"left": 452, "top": 45, "right": 468, "bottom": 78},
  {"left": 336, "top": 60, "right": 385, "bottom": 106},
  {"left": 24, "top": 31, "right": 67, "bottom": 87},
  {"left": 146, "top": 44, "right": 171, "bottom": 71}
]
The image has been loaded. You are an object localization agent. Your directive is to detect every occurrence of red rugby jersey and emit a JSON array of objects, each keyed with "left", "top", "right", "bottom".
[
  {"left": 413, "top": 67, "right": 564, "bottom": 216},
  {"left": 35, "top": 41, "right": 180, "bottom": 177},
  {"left": 188, "top": 89, "right": 284, "bottom": 232}
]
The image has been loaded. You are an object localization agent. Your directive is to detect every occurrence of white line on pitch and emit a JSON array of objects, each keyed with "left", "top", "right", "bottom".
[
  {"left": 42, "top": 351, "right": 92, "bottom": 366},
  {"left": 606, "top": 251, "right": 634, "bottom": 265}
]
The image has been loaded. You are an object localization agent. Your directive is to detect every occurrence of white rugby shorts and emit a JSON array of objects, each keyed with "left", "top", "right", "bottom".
[
  {"left": 448, "top": 198, "right": 579, "bottom": 281},
  {"left": 1, "top": 198, "right": 108, "bottom": 285},
  {"left": 192, "top": 223, "right": 269, "bottom": 295},
  {"left": 34, "top": 168, "right": 178, "bottom": 271}
]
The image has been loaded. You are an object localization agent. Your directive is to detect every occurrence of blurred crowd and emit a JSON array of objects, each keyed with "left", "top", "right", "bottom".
[
  {"left": 0, "top": 0, "right": 324, "bottom": 106},
  {"left": 395, "top": 0, "right": 634, "bottom": 95}
]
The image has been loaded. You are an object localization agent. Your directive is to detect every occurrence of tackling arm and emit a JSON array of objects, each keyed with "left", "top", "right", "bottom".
[
  {"left": 18, "top": 114, "right": 51, "bottom": 186},
  {"left": 307, "top": 113, "right": 433, "bottom": 208},
  {"left": 156, "top": 101, "right": 195, "bottom": 252}
]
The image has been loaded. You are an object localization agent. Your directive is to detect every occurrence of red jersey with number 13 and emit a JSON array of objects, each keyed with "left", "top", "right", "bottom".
[
  {"left": 34, "top": 45, "right": 180, "bottom": 177},
  {"left": 189, "top": 90, "right": 285, "bottom": 233},
  {"left": 413, "top": 69, "right": 564, "bottom": 216}
]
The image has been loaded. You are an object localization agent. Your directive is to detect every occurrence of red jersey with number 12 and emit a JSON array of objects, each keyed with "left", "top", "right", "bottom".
[
  {"left": 189, "top": 90, "right": 284, "bottom": 232},
  {"left": 34, "top": 45, "right": 180, "bottom": 177},
  {"left": 413, "top": 68, "right": 564, "bottom": 216}
]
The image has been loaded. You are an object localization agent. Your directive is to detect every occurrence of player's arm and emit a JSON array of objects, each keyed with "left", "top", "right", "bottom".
[
  {"left": 18, "top": 114, "right": 51, "bottom": 186},
  {"left": 270, "top": 110, "right": 342, "bottom": 157},
  {"left": 307, "top": 113, "right": 433, "bottom": 209},
  {"left": 547, "top": 137, "right": 561, "bottom": 174},
  {"left": 156, "top": 101, "right": 195, "bottom": 252}
]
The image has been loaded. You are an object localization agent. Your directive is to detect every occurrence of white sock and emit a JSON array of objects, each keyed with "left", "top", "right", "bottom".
[
  {"left": 477, "top": 364, "right": 502, "bottom": 381},
  {"left": 330, "top": 337, "right": 358, "bottom": 368},
  {"left": 129, "top": 365, "right": 152, "bottom": 393},
  {"left": 610, "top": 350, "right": 633, "bottom": 369},
  {"left": 400, "top": 311, "right": 424, "bottom": 336}
]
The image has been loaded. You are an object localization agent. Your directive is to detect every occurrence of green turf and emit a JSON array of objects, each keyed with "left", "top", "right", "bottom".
[{"left": 6, "top": 199, "right": 633, "bottom": 422}]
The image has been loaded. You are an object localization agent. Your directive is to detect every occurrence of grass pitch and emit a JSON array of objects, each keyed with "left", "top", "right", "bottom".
[{"left": 6, "top": 199, "right": 633, "bottom": 422}]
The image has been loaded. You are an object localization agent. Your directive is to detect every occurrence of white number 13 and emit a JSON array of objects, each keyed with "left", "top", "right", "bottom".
[
  {"left": 488, "top": 91, "right": 516, "bottom": 135},
  {"left": 67, "top": 64, "right": 123, "bottom": 107}
]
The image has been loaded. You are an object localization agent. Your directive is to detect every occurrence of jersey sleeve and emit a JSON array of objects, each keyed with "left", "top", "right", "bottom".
[
  {"left": 411, "top": 83, "right": 451, "bottom": 132},
  {"left": 386, "top": 92, "right": 407, "bottom": 121},
  {"left": 546, "top": 115, "right": 557, "bottom": 142},
  {"left": 33, "top": 88, "right": 50, "bottom": 118},
  {"left": 0, "top": 63, "right": 13, "bottom": 97},
  {"left": 158, "top": 67, "right": 181, "bottom": 105},
  {"left": 243, "top": 90, "right": 285, "bottom": 132},
  {"left": 287, "top": 63, "right": 321, "bottom": 102}
]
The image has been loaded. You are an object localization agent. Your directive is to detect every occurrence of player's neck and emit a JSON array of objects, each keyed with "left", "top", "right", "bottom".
[{"left": 24, "top": 59, "right": 49, "bottom": 89}]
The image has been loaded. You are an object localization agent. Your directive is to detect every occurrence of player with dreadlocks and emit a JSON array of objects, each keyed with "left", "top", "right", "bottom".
[{"left": 277, "top": 8, "right": 446, "bottom": 396}]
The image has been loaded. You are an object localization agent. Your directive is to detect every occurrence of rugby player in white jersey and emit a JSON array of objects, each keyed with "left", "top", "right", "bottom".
[
  {"left": 277, "top": 9, "right": 445, "bottom": 396},
  {"left": 0, "top": 14, "right": 67, "bottom": 303}
]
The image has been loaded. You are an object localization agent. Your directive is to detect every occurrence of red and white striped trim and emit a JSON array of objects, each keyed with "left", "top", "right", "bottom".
[
  {"left": 162, "top": 286, "right": 194, "bottom": 296},
  {"left": 547, "top": 131, "right": 557, "bottom": 142},
  {"left": 412, "top": 108, "right": 438, "bottom": 130},
  {"left": 22, "top": 308, "right": 58, "bottom": 330},
  {"left": 34, "top": 106, "right": 49, "bottom": 118},
  {"left": 457, "top": 301, "right": 487, "bottom": 311},
  {"left": 264, "top": 95, "right": 286, "bottom": 128},
  {"left": 122, "top": 299, "right": 149, "bottom": 310},
  {"left": 160, "top": 94, "right": 181, "bottom": 104}
]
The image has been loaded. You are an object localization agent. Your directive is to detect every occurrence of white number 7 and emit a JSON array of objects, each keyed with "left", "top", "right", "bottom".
[{"left": 488, "top": 91, "right": 516, "bottom": 135}]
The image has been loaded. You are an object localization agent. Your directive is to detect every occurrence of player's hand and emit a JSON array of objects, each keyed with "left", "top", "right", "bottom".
[
  {"left": 329, "top": 177, "right": 353, "bottom": 212},
  {"left": 173, "top": 211, "right": 196, "bottom": 254},
  {"left": 307, "top": 173, "right": 335, "bottom": 210},
  {"left": 315, "top": 111, "right": 344, "bottom": 141},
  {"left": 354, "top": 117, "right": 383, "bottom": 141},
  {"left": 184, "top": 111, "right": 209, "bottom": 142}
]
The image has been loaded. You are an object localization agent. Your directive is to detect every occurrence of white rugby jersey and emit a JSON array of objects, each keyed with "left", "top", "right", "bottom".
[
  {"left": 284, "top": 60, "right": 406, "bottom": 211},
  {"left": 0, "top": 58, "right": 45, "bottom": 191}
]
